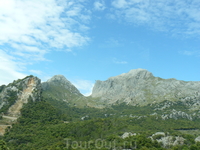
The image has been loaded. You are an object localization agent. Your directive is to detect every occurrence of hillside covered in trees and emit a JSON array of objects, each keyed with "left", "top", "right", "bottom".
[{"left": 1, "top": 97, "right": 200, "bottom": 150}]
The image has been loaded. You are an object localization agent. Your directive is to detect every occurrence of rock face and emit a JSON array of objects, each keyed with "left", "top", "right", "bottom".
[
  {"left": 150, "top": 132, "right": 185, "bottom": 148},
  {"left": 157, "top": 136, "right": 185, "bottom": 148},
  {"left": 42, "top": 75, "right": 83, "bottom": 102},
  {"left": 91, "top": 68, "right": 200, "bottom": 106},
  {"left": 0, "top": 75, "right": 42, "bottom": 117},
  {"left": 0, "top": 76, "right": 42, "bottom": 135},
  {"left": 195, "top": 136, "right": 200, "bottom": 142},
  {"left": 121, "top": 132, "right": 136, "bottom": 139}
]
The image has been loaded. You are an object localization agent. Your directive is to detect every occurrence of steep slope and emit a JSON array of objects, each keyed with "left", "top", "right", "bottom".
[
  {"left": 42, "top": 75, "right": 88, "bottom": 107},
  {"left": 91, "top": 68, "right": 200, "bottom": 107},
  {"left": 0, "top": 75, "right": 41, "bottom": 116},
  {"left": 2, "top": 73, "right": 200, "bottom": 149},
  {"left": 0, "top": 75, "right": 41, "bottom": 135}
]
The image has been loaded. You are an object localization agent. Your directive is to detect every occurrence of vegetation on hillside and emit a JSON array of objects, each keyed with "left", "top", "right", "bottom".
[
  {"left": 0, "top": 97, "right": 200, "bottom": 149},
  {"left": 0, "top": 90, "right": 18, "bottom": 114}
]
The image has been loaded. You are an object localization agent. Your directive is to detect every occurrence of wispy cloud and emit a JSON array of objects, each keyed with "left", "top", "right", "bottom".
[
  {"left": 0, "top": 0, "right": 91, "bottom": 85},
  {"left": 0, "top": 50, "right": 26, "bottom": 85},
  {"left": 0, "top": 0, "right": 90, "bottom": 46},
  {"left": 0, "top": 0, "right": 91, "bottom": 53},
  {"left": 72, "top": 79, "right": 94, "bottom": 96},
  {"left": 94, "top": 0, "right": 106, "bottom": 11},
  {"left": 180, "top": 50, "right": 200, "bottom": 57},
  {"left": 113, "top": 58, "right": 128, "bottom": 64},
  {"left": 111, "top": 0, "right": 200, "bottom": 37},
  {"left": 29, "top": 70, "right": 43, "bottom": 75},
  {"left": 112, "top": 0, "right": 128, "bottom": 8}
]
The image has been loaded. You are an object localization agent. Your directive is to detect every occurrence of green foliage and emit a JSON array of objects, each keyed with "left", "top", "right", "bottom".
[
  {"left": 182, "top": 134, "right": 195, "bottom": 145},
  {"left": 2, "top": 96, "right": 200, "bottom": 149},
  {"left": 42, "top": 82, "right": 82, "bottom": 107},
  {"left": 19, "top": 100, "right": 62, "bottom": 124},
  {"left": 0, "top": 140, "right": 9, "bottom": 150},
  {"left": 0, "top": 85, "right": 6, "bottom": 93},
  {"left": 0, "top": 90, "right": 18, "bottom": 114},
  {"left": 153, "top": 134, "right": 165, "bottom": 140}
]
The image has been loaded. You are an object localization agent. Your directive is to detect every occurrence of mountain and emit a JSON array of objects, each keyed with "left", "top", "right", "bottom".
[
  {"left": 91, "top": 68, "right": 200, "bottom": 107},
  {"left": 0, "top": 75, "right": 41, "bottom": 135},
  {"left": 42, "top": 75, "right": 81, "bottom": 96},
  {"left": 0, "top": 75, "right": 41, "bottom": 117},
  {"left": 42, "top": 75, "right": 88, "bottom": 107},
  {"left": 1, "top": 69, "right": 199, "bottom": 115},
  {"left": 1, "top": 71, "right": 200, "bottom": 149}
]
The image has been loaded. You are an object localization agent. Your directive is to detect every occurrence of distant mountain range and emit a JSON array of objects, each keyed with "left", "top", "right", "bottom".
[
  {"left": 1, "top": 68, "right": 200, "bottom": 112},
  {"left": 1, "top": 68, "right": 200, "bottom": 148}
]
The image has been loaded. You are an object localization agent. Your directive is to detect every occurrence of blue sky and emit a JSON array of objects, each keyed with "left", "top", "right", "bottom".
[{"left": 0, "top": 0, "right": 200, "bottom": 95}]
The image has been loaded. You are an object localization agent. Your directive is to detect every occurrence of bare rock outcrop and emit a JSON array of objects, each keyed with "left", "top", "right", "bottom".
[
  {"left": 0, "top": 76, "right": 42, "bottom": 117},
  {"left": 91, "top": 68, "right": 200, "bottom": 106}
]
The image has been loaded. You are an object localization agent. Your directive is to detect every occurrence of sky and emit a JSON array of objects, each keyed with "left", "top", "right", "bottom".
[{"left": 0, "top": 0, "right": 200, "bottom": 96}]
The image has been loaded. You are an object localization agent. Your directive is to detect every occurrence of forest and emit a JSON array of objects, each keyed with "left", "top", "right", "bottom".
[{"left": 0, "top": 96, "right": 200, "bottom": 150}]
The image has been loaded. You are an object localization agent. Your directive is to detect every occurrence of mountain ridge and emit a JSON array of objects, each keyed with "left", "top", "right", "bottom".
[
  {"left": 1, "top": 68, "right": 200, "bottom": 111},
  {"left": 91, "top": 68, "right": 200, "bottom": 107},
  {"left": 1, "top": 69, "right": 200, "bottom": 149}
]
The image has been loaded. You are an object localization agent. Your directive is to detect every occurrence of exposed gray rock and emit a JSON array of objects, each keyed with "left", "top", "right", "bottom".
[
  {"left": 152, "top": 132, "right": 165, "bottom": 137},
  {"left": 156, "top": 136, "right": 185, "bottom": 148},
  {"left": 195, "top": 136, "right": 200, "bottom": 142},
  {"left": 81, "top": 115, "right": 89, "bottom": 120},
  {"left": 150, "top": 132, "right": 185, "bottom": 148},
  {"left": 0, "top": 76, "right": 42, "bottom": 135},
  {"left": 154, "top": 101, "right": 175, "bottom": 111},
  {"left": 91, "top": 68, "right": 200, "bottom": 106},
  {"left": 121, "top": 132, "right": 136, "bottom": 139},
  {"left": 161, "top": 109, "right": 193, "bottom": 120},
  {"left": 0, "top": 76, "right": 42, "bottom": 117}
]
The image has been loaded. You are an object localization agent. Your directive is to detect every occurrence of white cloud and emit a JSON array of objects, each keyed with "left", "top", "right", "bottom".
[
  {"left": 112, "top": 0, "right": 128, "bottom": 8},
  {"left": 0, "top": 50, "right": 26, "bottom": 85},
  {"left": 94, "top": 1, "right": 106, "bottom": 11},
  {"left": 113, "top": 58, "right": 128, "bottom": 64},
  {"left": 0, "top": 0, "right": 91, "bottom": 60},
  {"left": 72, "top": 79, "right": 94, "bottom": 96},
  {"left": 111, "top": 0, "right": 200, "bottom": 37},
  {"left": 0, "top": 0, "right": 91, "bottom": 84}
]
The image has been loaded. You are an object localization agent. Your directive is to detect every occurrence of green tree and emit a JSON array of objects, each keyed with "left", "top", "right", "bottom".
[{"left": 0, "top": 140, "right": 9, "bottom": 150}]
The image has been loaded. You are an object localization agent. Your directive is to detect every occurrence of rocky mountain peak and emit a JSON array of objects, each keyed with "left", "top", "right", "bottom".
[
  {"left": 128, "top": 68, "right": 152, "bottom": 76},
  {"left": 42, "top": 75, "right": 82, "bottom": 102},
  {"left": 43, "top": 75, "right": 80, "bottom": 92},
  {"left": 91, "top": 68, "right": 200, "bottom": 106},
  {"left": 109, "top": 68, "right": 153, "bottom": 80},
  {"left": 47, "top": 75, "right": 71, "bottom": 84}
]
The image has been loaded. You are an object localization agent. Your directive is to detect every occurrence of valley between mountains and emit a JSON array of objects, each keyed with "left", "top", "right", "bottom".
[{"left": 0, "top": 68, "right": 200, "bottom": 149}]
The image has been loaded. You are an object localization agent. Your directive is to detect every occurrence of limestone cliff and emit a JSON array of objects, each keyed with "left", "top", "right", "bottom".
[
  {"left": 0, "top": 76, "right": 42, "bottom": 117},
  {"left": 91, "top": 68, "right": 200, "bottom": 106}
]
